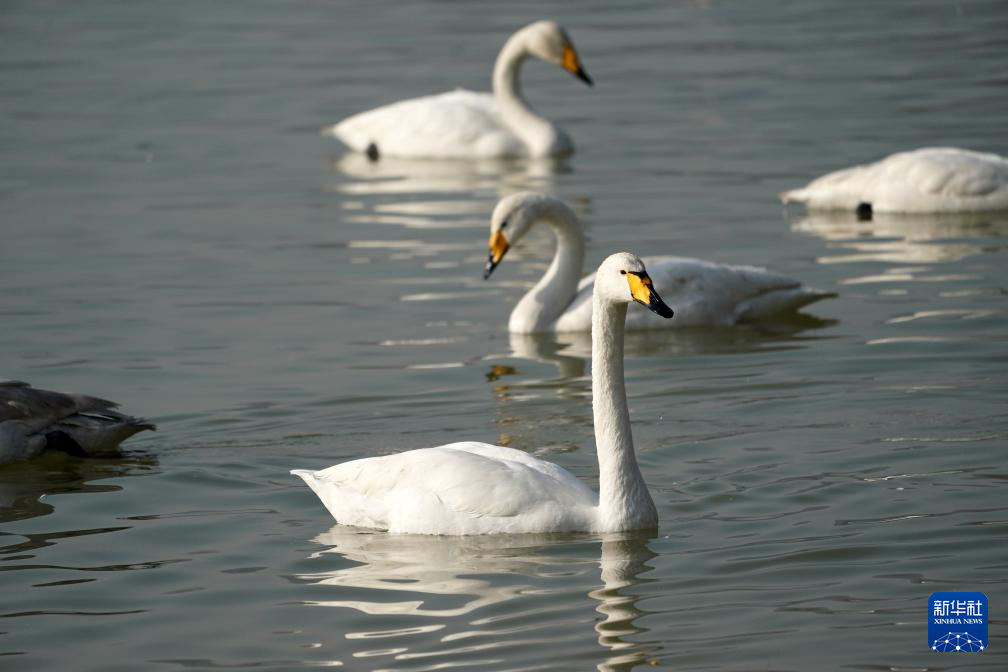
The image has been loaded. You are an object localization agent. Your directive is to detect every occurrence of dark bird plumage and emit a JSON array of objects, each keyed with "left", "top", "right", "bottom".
[{"left": 0, "top": 381, "right": 155, "bottom": 464}]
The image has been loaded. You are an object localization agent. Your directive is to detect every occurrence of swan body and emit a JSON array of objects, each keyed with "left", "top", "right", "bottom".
[
  {"left": 780, "top": 147, "right": 1008, "bottom": 214},
  {"left": 291, "top": 252, "right": 674, "bottom": 535},
  {"left": 484, "top": 192, "right": 835, "bottom": 333},
  {"left": 324, "top": 21, "right": 592, "bottom": 159},
  {"left": 0, "top": 381, "right": 155, "bottom": 464}
]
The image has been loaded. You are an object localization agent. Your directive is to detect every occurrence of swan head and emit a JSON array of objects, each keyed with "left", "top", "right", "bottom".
[
  {"left": 596, "top": 252, "right": 675, "bottom": 319},
  {"left": 517, "top": 21, "right": 592, "bottom": 86},
  {"left": 484, "top": 191, "right": 571, "bottom": 279}
]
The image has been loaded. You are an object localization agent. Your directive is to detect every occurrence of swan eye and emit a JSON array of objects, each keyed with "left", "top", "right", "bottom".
[
  {"left": 500, "top": 218, "right": 509, "bottom": 229},
  {"left": 619, "top": 270, "right": 626, "bottom": 275}
]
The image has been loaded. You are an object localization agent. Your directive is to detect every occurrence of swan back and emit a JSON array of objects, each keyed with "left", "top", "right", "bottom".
[
  {"left": 331, "top": 90, "right": 524, "bottom": 159},
  {"left": 782, "top": 147, "right": 1008, "bottom": 213},
  {"left": 292, "top": 441, "right": 599, "bottom": 535},
  {"left": 556, "top": 256, "right": 835, "bottom": 330}
]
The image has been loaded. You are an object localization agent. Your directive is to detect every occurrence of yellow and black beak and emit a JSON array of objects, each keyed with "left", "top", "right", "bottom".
[
  {"left": 484, "top": 230, "right": 510, "bottom": 280},
  {"left": 626, "top": 271, "right": 674, "bottom": 319},
  {"left": 562, "top": 45, "right": 593, "bottom": 86}
]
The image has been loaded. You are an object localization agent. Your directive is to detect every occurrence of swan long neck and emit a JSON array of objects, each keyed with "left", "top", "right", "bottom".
[
  {"left": 492, "top": 33, "right": 563, "bottom": 156},
  {"left": 592, "top": 296, "right": 658, "bottom": 531},
  {"left": 508, "top": 202, "right": 586, "bottom": 332}
]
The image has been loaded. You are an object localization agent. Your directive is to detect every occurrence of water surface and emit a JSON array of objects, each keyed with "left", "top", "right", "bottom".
[{"left": 2, "top": 1, "right": 1007, "bottom": 670}]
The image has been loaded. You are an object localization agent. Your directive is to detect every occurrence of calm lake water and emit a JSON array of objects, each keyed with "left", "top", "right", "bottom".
[{"left": 3, "top": 1, "right": 1007, "bottom": 669}]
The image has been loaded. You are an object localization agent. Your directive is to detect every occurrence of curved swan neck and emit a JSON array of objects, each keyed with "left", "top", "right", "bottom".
[
  {"left": 492, "top": 32, "right": 563, "bottom": 156},
  {"left": 592, "top": 296, "right": 657, "bottom": 531},
  {"left": 508, "top": 200, "right": 586, "bottom": 332}
]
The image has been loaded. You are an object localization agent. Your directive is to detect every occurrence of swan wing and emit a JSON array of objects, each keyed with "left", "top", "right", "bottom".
[
  {"left": 325, "top": 90, "right": 524, "bottom": 159},
  {"left": 875, "top": 148, "right": 1008, "bottom": 200},
  {"left": 782, "top": 147, "right": 1008, "bottom": 212},
  {"left": 291, "top": 441, "right": 597, "bottom": 534},
  {"left": 551, "top": 257, "right": 834, "bottom": 331},
  {"left": 644, "top": 256, "right": 835, "bottom": 325}
]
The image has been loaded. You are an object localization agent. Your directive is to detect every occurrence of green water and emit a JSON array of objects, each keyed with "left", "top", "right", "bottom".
[{"left": 2, "top": 0, "right": 1006, "bottom": 669}]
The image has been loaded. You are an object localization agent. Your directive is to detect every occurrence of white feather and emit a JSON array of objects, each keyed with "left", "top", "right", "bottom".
[
  {"left": 781, "top": 147, "right": 1008, "bottom": 213},
  {"left": 486, "top": 192, "right": 835, "bottom": 334},
  {"left": 292, "top": 253, "right": 670, "bottom": 535},
  {"left": 326, "top": 90, "right": 525, "bottom": 159},
  {"left": 323, "top": 21, "right": 590, "bottom": 159},
  {"left": 293, "top": 442, "right": 597, "bottom": 535}
]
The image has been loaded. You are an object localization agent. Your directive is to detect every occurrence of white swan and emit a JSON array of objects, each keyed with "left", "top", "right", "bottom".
[
  {"left": 484, "top": 192, "right": 835, "bottom": 333},
  {"left": 0, "top": 381, "right": 155, "bottom": 464},
  {"left": 291, "top": 252, "right": 673, "bottom": 535},
  {"left": 323, "top": 20, "right": 592, "bottom": 159},
  {"left": 780, "top": 147, "right": 1008, "bottom": 215}
]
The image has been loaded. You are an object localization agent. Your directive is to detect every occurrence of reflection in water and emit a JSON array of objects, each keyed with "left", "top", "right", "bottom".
[
  {"left": 329, "top": 153, "right": 568, "bottom": 201},
  {"left": 506, "top": 332, "right": 587, "bottom": 380},
  {"left": 592, "top": 535, "right": 660, "bottom": 672},
  {"left": 325, "top": 155, "right": 571, "bottom": 296},
  {"left": 297, "top": 528, "right": 657, "bottom": 670},
  {"left": 0, "top": 453, "right": 159, "bottom": 524},
  {"left": 505, "top": 320, "right": 833, "bottom": 366},
  {"left": 790, "top": 210, "right": 1008, "bottom": 265},
  {"left": 486, "top": 325, "right": 832, "bottom": 449}
]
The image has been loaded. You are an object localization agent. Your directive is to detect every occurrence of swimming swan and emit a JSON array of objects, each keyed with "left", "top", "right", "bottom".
[
  {"left": 0, "top": 380, "right": 155, "bottom": 464},
  {"left": 291, "top": 252, "right": 673, "bottom": 535},
  {"left": 323, "top": 20, "right": 592, "bottom": 159},
  {"left": 484, "top": 192, "right": 835, "bottom": 333},
  {"left": 780, "top": 147, "right": 1008, "bottom": 215}
]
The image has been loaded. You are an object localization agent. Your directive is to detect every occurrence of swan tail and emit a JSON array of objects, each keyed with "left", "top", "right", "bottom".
[
  {"left": 738, "top": 286, "right": 837, "bottom": 320},
  {"left": 779, "top": 188, "right": 809, "bottom": 205},
  {"left": 290, "top": 469, "right": 326, "bottom": 499},
  {"left": 290, "top": 469, "right": 389, "bottom": 530},
  {"left": 290, "top": 468, "right": 335, "bottom": 515},
  {"left": 321, "top": 121, "right": 361, "bottom": 148}
]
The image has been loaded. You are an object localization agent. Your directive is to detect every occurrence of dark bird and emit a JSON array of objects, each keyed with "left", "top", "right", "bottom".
[{"left": 0, "top": 381, "right": 155, "bottom": 464}]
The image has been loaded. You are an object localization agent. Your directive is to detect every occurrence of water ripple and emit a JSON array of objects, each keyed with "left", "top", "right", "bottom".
[{"left": 293, "top": 530, "right": 658, "bottom": 671}]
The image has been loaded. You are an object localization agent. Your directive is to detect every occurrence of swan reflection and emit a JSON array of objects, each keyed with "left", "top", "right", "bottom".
[
  {"left": 484, "top": 326, "right": 833, "bottom": 449},
  {"left": 297, "top": 528, "right": 658, "bottom": 670},
  {"left": 0, "top": 452, "right": 158, "bottom": 524},
  {"left": 592, "top": 534, "right": 660, "bottom": 671},
  {"left": 329, "top": 153, "right": 567, "bottom": 200},
  {"left": 505, "top": 320, "right": 834, "bottom": 366},
  {"left": 790, "top": 210, "right": 1008, "bottom": 265}
]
